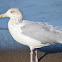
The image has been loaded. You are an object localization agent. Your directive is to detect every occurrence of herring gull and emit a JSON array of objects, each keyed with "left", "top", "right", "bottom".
[{"left": 0, "top": 8, "right": 62, "bottom": 62}]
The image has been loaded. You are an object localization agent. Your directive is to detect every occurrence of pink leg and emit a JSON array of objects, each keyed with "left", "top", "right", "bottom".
[
  {"left": 30, "top": 50, "right": 33, "bottom": 62},
  {"left": 35, "top": 49, "right": 38, "bottom": 62}
]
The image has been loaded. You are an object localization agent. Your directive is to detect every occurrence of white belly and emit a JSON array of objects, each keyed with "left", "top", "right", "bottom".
[{"left": 8, "top": 22, "right": 41, "bottom": 48}]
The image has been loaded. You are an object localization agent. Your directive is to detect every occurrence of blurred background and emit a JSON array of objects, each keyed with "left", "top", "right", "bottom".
[{"left": 0, "top": 0, "right": 62, "bottom": 62}]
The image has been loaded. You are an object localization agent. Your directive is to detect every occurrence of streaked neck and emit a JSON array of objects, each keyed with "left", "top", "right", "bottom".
[{"left": 9, "top": 17, "right": 23, "bottom": 25}]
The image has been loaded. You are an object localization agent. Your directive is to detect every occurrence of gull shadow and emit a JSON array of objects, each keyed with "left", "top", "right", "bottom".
[{"left": 37, "top": 43, "right": 62, "bottom": 62}]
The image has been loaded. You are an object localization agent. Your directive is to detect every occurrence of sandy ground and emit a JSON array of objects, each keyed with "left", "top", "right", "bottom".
[{"left": 0, "top": 49, "right": 62, "bottom": 62}]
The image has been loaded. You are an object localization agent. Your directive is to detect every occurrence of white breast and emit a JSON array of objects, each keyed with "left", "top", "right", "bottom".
[{"left": 8, "top": 21, "right": 41, "bottom": 48}]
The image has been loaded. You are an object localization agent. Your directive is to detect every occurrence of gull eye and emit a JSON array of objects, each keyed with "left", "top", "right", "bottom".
[{"left": 11, "top": 11, "right": 15, "bottom": 13}]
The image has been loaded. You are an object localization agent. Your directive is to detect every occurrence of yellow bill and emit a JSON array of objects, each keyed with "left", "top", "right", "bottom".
[
  {"left": 0, "top": 15, "right": 3, "bottom": 18},
  {"left": 0, "top": 14, "right": 7, "bottom": 18}
]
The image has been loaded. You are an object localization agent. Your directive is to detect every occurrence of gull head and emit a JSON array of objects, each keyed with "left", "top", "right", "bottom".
[{"left": 0, "top": 8, "right": 23, "bottom": 20}]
